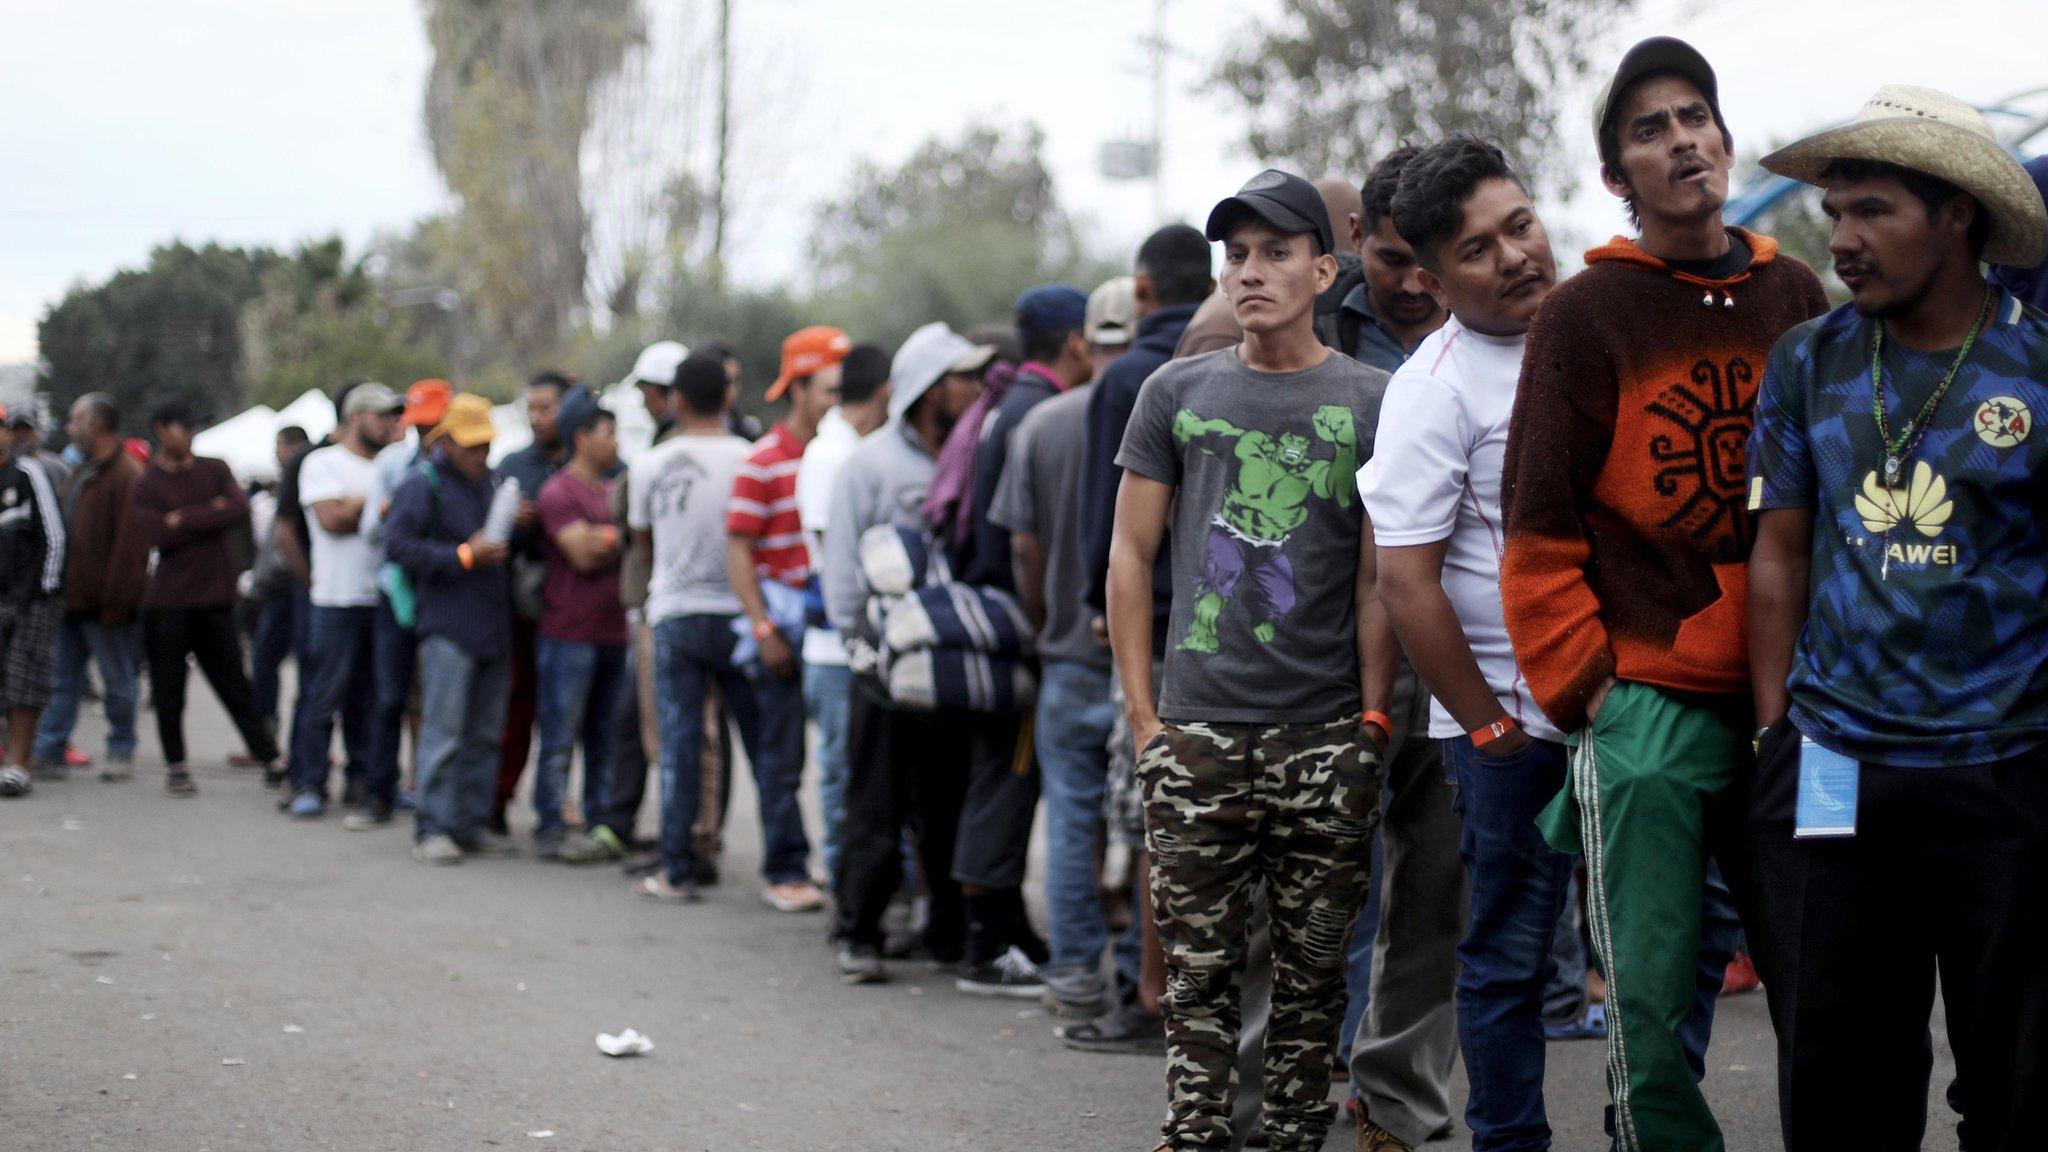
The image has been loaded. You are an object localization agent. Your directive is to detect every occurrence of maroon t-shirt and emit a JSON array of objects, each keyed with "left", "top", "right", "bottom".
[
  {"left": 131, "top": 457, "right": 249, "bottom": 608},
  {"left": 536, "top": 469, "right": 629, "bottom": 646}
]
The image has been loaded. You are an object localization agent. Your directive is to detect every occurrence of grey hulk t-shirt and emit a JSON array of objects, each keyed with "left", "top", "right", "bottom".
[
  {"left": 988, "top": 386, "right": 1110, "bottom": 669},
  {"left": 1116, "top": 347, "right": 1390, "bottom": 724}
]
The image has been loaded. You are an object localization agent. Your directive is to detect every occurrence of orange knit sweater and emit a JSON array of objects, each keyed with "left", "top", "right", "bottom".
[{"left": 1499, "top": 230, "right": 1829, "bottom": 730}]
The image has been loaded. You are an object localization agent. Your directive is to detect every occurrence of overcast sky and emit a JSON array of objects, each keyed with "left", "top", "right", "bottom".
[{"left": 4, "top": 0, "right": 2046, "bottom": 366}]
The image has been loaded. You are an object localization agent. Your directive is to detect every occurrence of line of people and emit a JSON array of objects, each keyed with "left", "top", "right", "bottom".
[{"left": 3, "top": 35, "right": 2044, "bottom": 1152}]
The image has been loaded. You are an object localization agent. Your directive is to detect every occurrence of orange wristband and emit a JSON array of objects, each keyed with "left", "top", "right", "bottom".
[
  {"left": 752, "top": 618, "right": 778, "bottom": 641},
  {"left": 601, "top": 524, "right": 620, "bottom": 549},
  {"left": 1469, "top": 716, "right": 1519, "bottom": 748},
  {"left": 1361, "top": 710, "right": 1394, "bottom": 738},
  {"left": 457, "top": 543, "right": 475, "bottom": 570}
]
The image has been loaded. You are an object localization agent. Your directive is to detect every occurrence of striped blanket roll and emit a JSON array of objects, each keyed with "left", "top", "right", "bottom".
[
  {"left": 882, "top": 583, "right": 1035, "bottom": 658},
  {"left": 886, "top": 648, "right": 1038, "bottom": 714}
]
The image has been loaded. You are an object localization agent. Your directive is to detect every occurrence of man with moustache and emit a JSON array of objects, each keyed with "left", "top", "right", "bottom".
[
  {"left": 1498, "top": 38, "right": 1827, "bottom": 1151},
  {"left": 1748, "top": 85, "right": 2048, "bottom": 1150},
  {"left": 1363, "top": 136, "right": 1571, "bottom": 1152}
]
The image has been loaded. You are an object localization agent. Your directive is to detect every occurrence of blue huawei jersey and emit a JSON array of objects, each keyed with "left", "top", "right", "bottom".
[{"left": 1749, "top": 287, "right": 2048, "bottom": 767}]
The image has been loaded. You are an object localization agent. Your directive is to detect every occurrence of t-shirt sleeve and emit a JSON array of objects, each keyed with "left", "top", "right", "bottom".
[
  {"left": 536, "top": 478, "right": 584, "bottom": 540},
  {"left": 986, "top": 421, "right": 1037, "bottom": 535},
  {"left": 626, "top": 457, "right": 653, "bottom": 531},
  {"left": 296, "top": 451, "right": 347, "bottom": 505},
  {"left": 1358, "top": 374, "right": 1471, "bottom": 546},
  {"left": 1114, "top": 371, "right": 1181, "bottom": 485},
  {"left": 1747, "top": 332, "right": 1816, "bottom": 511},
  {"left": 725, "top": 445, "right": 773, "bottom": 537}
]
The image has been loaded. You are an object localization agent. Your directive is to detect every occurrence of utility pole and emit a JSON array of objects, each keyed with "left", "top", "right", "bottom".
[
  {"left": 710, "top": 0, "right": 732, "bottom": 293},
  {"left": 1151, "top": 0, "right": 1167, "bottom": 223}
]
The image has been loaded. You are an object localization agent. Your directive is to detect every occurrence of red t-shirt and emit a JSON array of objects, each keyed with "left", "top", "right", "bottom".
[
  {"left": 724, "top": 423, "right": 809, "bottom": 588},
  {"left": 536, "top": 470, "right": 629, "bottom": 646}
]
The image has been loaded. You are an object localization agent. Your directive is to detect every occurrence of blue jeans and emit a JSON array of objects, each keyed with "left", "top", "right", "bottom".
[
  {"left": 1446, "top": 735, "right": 1577, "bottom": 1152},
  {"left": 1035, "top": 660, "right": 1118, "bottom": 975},
  {"left": 366, "top": 595, "right": 417, "bottom": 810},
  {"left": 533, "top": 637, "right": 626, "bottom": 839},
  {"left": 33, "top": 614, "right": 141, "bottom": 761},
  {"left": 288, "top": 605, "right": 376, "bottom": 798},
  {"left": 653, "top": 614, "right": 809, "bottom": 887},
  {"left": 414, "top": 635, "right": 510, "bottom": 842},
  {"left": 804, "top": 660, "right": 855, "bottom": 878},
  {"left": 250, "top": 591, "right": 296, "bottom": 735},
  {"left": 1340, "top": 819, "right": 1387, "bottom": 1059}
]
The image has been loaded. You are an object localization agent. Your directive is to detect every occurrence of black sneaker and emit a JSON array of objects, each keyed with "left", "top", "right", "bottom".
[
  {"left": 836, "top": 940, "right": 887, "bottom": 985},
  {"left": 956, "top": 946, "right": 1045, "bottom": 999},
  {"left": 1057, "top": 999, "right": 1166, "bottom": 1055},
  {"left": 341, "top": 778, "right": 366, "bottom": 809},
  {"left": 262, "top": 767, "right": 286, "bottom": 791},
  {"left": 341, "top": 805, "right": 393, "bottom": 831},
  {"left": 164, "top": 768, "right": 197, "bottom": 797}
]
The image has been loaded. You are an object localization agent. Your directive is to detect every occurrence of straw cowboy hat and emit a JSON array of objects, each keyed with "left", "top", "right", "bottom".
[{"left": 1762, "top": 84, "right": 2048, "bottom": 267}]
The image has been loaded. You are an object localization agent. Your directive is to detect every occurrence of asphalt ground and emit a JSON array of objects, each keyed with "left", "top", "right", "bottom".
[{"left": 3, "top": 679, "right": 1961, "bottom": 1151}]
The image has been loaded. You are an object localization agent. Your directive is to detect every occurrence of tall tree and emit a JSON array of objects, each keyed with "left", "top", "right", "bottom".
[
  {"left": 422, "top": 0, "right": 645, "bottom": 365},
  {"left": 809, "top": 121, "right": 1109, "bottom": 346},
  {"left": 1211, "top": 0, "right": 1632, "bottom": 192}
]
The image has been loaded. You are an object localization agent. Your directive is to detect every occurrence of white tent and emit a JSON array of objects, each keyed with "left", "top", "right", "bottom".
[
  {"left": 191, "top": 404, "right": 279, "bottom": 483},
  {"left": 273, "top": 388, "right": 337, "bottom": 445}
]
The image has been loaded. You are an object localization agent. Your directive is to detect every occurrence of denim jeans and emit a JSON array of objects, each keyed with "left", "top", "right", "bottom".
[
  {"left": 533, "top": 637, "right": 626, "bottom": 839},
  {"left": 1339, "top": 822, "right": 1386, "bottom": 1058},
  {"left": 803, "top": 660, "right": 855, "bottom": 878},
  {"left": 366, "top": 594, "right": 418, "bottom": 810},
  {"left": 32, "top": 615, "right": 141, "bottom": 762},
  {"left": 1445, "top": 734, "right": 1577, "bottom": 1152},
  {"left": 288, "top": 605, "right": 376, "bottom": 798},
  {"left": 249, "top": 590, "right": 296, "bottom": 735},
  {"left": 653, "top": 614, "right": 809, "bottom": 887},
  {"left": 414, "top": 635, "right": 510, "bottom": 843},
  {"left": 1035, "top": 660, "right": 1118, "bottom": 975}
]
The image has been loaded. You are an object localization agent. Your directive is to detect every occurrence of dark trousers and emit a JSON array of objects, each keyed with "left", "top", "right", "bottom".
[
  {"left": 832, "top": 680, "right": 970, "bottom": 957},
  {"left": 953, "top": 710, "right": 1032, "bottom": 890},
  {"left": 142, "top": 603, "right": 278, "bottom": 766},
  {"left": 288, "top": 604, "right": 375, "bottom": 797},
  {"left": 1752, "top": 725, "right": 2048, "bottom": 1152},
  {"left": 598, "top": 624, "right": 651, "bottom": 840},
  {"left": 366, "top": 594, "right": 417, "bottom": 809},
  {"left": 249, "top": 590, "right": 296, "bottom": 734},
  {"left": 495, "top": 614, "right": 538, "bottom": 814}
]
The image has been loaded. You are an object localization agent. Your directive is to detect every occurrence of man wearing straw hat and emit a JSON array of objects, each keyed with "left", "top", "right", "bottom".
[{"left": 1747, "top": 85, "right": 2048, "bottom": 1150}]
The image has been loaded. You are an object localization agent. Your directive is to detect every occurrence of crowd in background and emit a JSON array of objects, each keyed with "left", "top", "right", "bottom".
[{"left": 5, "top": 33, "right": 2048, "bottom": 1152}]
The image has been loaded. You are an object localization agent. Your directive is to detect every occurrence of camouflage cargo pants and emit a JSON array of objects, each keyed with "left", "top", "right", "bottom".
[{"left": 1140, "top": 716, "right": 1383, "bottom": 1151}]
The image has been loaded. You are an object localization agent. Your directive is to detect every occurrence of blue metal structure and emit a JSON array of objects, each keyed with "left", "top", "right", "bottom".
[{"left": 1725, "top": 87, "right": 2048, "bottom": 230}]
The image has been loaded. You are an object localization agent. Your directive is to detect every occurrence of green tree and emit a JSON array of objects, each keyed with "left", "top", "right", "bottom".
[
  {"left": 1211, "top": 0, "right": 1633, "bottom": 192},
  {"left": 241, "top": 239, "right": 452, "bottom": 408},
  {"left": 808, "top": 121, "right": 1111, "bottom": 347},
  {"left": 423, "top": 0, "right": 646, "bottom": 366},
  {"left": 38, "top": 241, "right": 278, "bottom": 422}
]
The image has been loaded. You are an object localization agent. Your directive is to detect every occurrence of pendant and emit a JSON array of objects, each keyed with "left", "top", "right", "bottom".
[{"left": 1884, "top": 456, "right": 1901, "bottom": 485}]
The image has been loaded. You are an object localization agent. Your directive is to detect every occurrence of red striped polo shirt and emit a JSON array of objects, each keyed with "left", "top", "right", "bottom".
[{"left": 725, "top": 423, "right": 810, "bottom": 587}]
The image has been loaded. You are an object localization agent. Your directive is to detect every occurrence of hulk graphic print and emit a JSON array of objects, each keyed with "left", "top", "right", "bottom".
[
  {"left": 1171, "top": 404, "right": 1358, "bottom": 652},
  {"left": 1115, "top": 348, "right": 1389, "bottom": 725}
]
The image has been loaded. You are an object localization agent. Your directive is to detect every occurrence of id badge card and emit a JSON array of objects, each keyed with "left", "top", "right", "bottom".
[{"left": 1794, "top": 737, "right": 1859, "bottom": 839}]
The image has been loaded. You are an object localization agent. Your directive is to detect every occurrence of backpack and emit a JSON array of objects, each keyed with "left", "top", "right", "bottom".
[{"left": 379, "top": 460, "right": 442, "bottom": 631}]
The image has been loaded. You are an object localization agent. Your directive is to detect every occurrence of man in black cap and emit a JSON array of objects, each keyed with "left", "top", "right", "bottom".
[{"left": 1107, "top": 168, "right": 1392, "bottom": 1152}]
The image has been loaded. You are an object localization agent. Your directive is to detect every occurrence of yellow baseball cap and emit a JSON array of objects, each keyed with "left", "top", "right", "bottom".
[{"left": 430, "top": 393, "right": 496, "bottom": 448}]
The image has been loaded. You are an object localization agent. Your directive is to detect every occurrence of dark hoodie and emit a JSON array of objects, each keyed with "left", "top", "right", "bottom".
[{"left": 1496, "top": 228, "right": 1829, "bottom": 729}]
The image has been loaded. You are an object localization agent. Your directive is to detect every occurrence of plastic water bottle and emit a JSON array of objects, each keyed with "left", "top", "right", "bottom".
[{"left": 482, "top": 477, "right": 521, "bottom": 545}]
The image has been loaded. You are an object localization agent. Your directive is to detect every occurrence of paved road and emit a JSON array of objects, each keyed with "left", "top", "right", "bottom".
[{"left": 4, "top": 685, "right": 1960, "bottom": 1151}]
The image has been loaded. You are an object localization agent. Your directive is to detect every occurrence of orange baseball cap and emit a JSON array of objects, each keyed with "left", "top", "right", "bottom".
[
  {"left": 766, "top": 326, "right": 852, "bottom": 402},
  {"left": 403, "top": 378, "right": 453, "bottom": 428}
]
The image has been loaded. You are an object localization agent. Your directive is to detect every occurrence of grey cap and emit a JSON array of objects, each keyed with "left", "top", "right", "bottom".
[
  {"left": 888, "top": 323, "right": 995, "bottom": 422},
  {"left": 342, "top": 382, "right": 404, "bottom": 416}
]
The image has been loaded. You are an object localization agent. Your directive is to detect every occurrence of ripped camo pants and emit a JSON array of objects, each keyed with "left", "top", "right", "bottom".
[{"left": 1140, "top": 717, "right": 1383, "bottom": 1151}]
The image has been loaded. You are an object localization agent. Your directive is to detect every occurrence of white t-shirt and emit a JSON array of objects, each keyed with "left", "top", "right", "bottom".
[
  {"left": 297, "top": 443, "right": 382, "bottom": 608},
  {"left": 794, "top": 410, "right": 862, "bottom": 665},
  {"left": 1359, "top": 317, "right": 1563, "bottom": 743},
  {"left": 627, "top": 432, "right": 751, "bottom": 624}
]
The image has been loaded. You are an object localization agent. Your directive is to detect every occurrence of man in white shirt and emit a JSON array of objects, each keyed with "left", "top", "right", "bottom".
[
  {"left": 626, "top": 354, "right": 766, "bottom": 902},
  {"left": 1359, "top": 138, "right": 1574, "bottom": 1152},
  {"left": 285, "top": 382, "right": 402, "bottom": 819},
  {"left": 791, "top": 343, "right": 892, "bottom": 881}
]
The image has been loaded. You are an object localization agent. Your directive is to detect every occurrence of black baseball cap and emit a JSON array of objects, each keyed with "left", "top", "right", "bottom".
[
  {"left": 1204, "top": 169, "right": 1335, "bottom": 256},
  {"left": 1593, "top": 37, "right": 1722, "bottom": 163}
]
